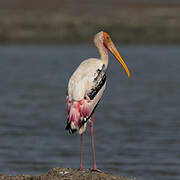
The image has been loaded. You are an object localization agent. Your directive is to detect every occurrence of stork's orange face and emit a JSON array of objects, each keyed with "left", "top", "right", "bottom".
[{"left": 103, "top": 32, "right": 130, "bottom": 77}]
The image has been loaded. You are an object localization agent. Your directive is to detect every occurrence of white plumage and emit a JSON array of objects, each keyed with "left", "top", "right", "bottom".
[{"left": 68, "top": 58, "right": 105, "bottom": 101}]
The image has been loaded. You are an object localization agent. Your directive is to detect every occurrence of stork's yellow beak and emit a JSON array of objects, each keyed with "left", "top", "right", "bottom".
[
  {"left": 103, "top": 32, "right": 130, "bottom": 77},
  {"left": 108, "top": 42, "right": 130, "bottom": 77}
]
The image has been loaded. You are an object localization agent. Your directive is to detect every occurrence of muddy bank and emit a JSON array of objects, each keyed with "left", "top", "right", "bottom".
[
  {"left": 0, "top": 167, "right": 136, "bottom": 180},
  {"left": 0, "top": 1, "right": 180, "bottom": 44}
]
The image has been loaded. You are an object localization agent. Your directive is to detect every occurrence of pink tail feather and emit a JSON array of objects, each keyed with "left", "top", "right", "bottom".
[{"left": 66, "top": 97, "right": 91, "bottom": 133}]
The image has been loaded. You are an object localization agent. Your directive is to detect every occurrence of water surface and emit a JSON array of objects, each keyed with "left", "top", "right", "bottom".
[{"left": 0, "top": 45, "right": 179, "bottom": 180}]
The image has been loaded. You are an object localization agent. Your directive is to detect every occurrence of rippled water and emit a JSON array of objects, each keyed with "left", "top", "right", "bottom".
[{"left": 0, "top": 45, "right": 179, "bottom": 180}]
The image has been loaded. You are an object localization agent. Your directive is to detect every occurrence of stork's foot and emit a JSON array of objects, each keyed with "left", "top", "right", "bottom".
[
  {"left": 91, "top": 168, "right": 103, "bottom": 173},
  {"left": 79, "top": 167, "right": 85, "bottom": 171},
  {"left": 78, "top": 168, "right": 84, "bottom": 171}
]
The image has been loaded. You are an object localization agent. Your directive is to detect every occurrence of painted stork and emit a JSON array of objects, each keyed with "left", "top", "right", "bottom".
[{"left": 65, "top": 31, "right": 130, "bottom": 172}]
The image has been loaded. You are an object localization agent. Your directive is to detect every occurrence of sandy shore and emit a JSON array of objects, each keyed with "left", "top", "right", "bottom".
[
  {"left": 0, "top": 1, "right": 180, "bottom": 44},
  {"left": 0, "top": 167, "right": 136, "bottom": 180}
]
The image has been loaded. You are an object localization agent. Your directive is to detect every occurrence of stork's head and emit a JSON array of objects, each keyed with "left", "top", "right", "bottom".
[{"left": 94, "top": 31, "right": 130, "bottom": 77}]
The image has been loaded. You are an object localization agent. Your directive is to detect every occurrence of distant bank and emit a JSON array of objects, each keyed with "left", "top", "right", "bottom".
[{"left": 0, "top": 2, "right": 180, "bottom": 44}]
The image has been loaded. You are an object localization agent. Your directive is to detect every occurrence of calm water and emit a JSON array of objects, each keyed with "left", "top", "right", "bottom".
[{"left": 0, "top": 45, "right": 179, "bottom": 180}]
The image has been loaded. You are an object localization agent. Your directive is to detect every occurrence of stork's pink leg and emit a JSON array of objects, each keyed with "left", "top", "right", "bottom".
[
  {"left": 90, "top": 113, "right": 102, "bottom": 173},
  {"left": 80, "top": 134, "right": 83, "bottom": 170}
]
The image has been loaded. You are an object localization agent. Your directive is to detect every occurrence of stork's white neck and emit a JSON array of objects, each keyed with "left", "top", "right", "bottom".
[
  {"left": 97, "top": 43, "right": 109, "bottom": 68},
  {"left": 94, "top": 31, "right": 109, "bottom": 68}
]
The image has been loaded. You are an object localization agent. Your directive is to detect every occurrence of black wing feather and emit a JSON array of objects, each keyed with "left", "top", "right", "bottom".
[{"left": 87, "top": 64, "right": 106, "bottom": 100}]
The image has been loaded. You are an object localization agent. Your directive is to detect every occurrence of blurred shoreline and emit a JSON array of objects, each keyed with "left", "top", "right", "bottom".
[{"left": 0, "top": 1, "right": 180, "bottom": 44}]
